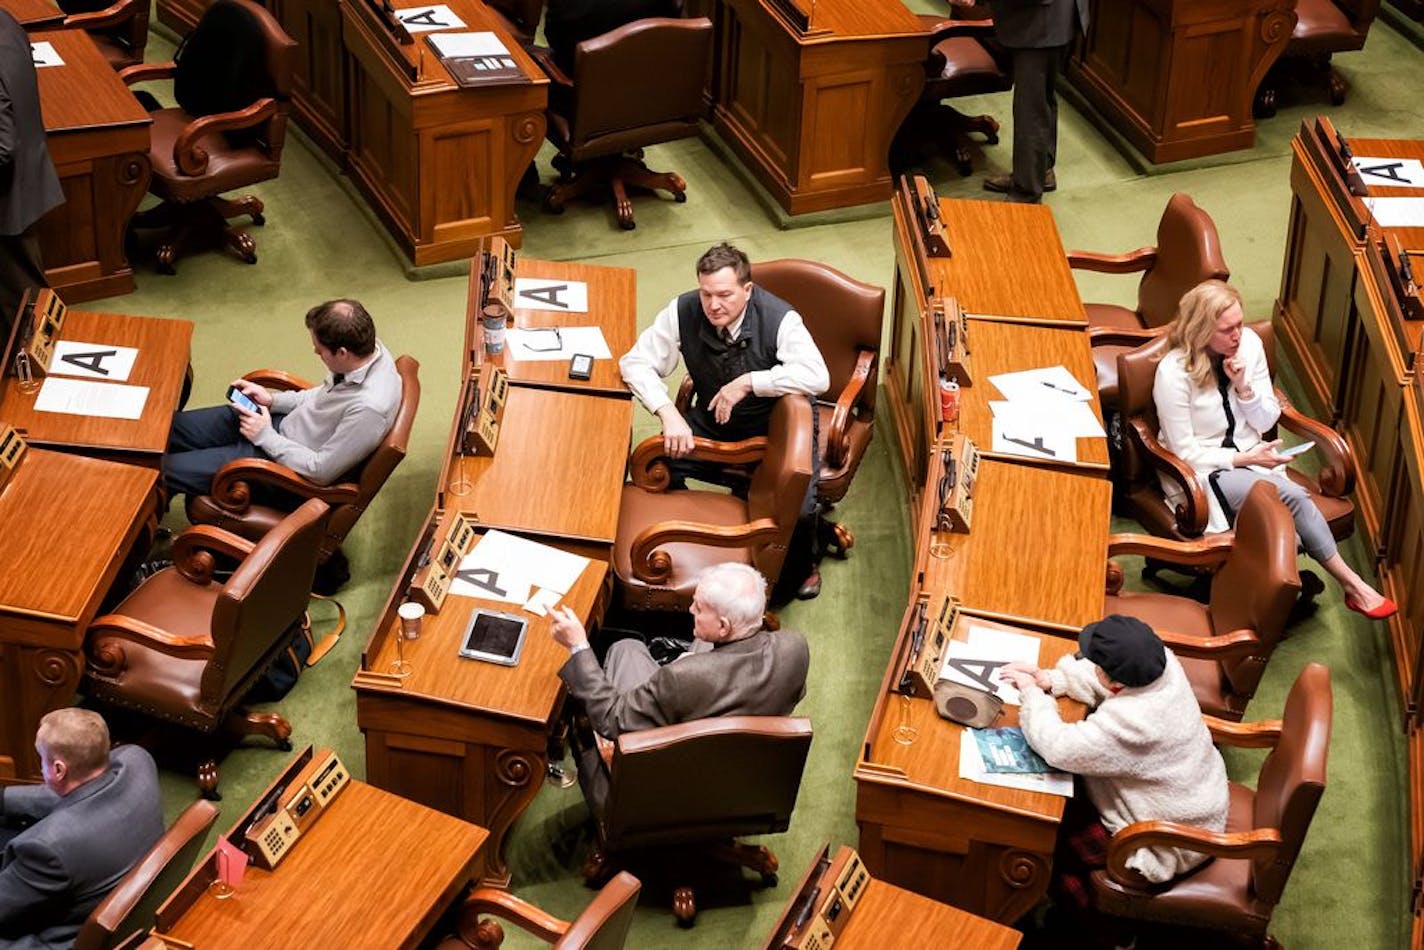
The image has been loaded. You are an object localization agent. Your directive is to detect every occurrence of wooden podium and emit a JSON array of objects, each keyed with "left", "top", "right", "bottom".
[{"left": 1067, "top": 0, "right": 1296, "bottom": 163}]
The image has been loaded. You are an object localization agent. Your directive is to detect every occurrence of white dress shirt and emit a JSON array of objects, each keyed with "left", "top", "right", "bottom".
[
  {"left": 618, "top": 295, "right": 830, "bottom": 415},
  {"left": 1153, "top": 326, "right": 1283, "bottom": 532}
]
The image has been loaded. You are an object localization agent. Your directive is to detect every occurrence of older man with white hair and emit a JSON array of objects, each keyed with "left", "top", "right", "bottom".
[{"left": 550, "top": 563, "right": 810, "bottom": 739}]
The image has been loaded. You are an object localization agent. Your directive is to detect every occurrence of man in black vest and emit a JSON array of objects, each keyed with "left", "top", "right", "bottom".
[{"left": 619, "top": 242, "right": 829, "bottom": 468}]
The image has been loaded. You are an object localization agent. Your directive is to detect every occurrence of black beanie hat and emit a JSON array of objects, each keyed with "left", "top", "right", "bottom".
[{"left": 1078, "top": 615, "right": 1167, "bottom": 688}]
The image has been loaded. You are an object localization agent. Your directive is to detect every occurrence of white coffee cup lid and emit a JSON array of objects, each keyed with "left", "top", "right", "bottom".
[{"left": 398, "top": 602, "right": 426, "bottom": 619}]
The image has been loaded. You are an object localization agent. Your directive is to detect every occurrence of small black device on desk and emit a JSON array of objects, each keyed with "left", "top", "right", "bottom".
[{"left": 569, "top": 353, "right": 594, "bottom": 380}]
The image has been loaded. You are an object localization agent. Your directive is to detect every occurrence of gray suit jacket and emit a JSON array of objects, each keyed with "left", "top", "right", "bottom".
[
  {"left": 560, "top": 629, "right": 811, "bottom": 738},
  {"left": 0, "top": 745, "right": 164, "bottom": 950},
  {"left": 0, "top": 11, "right": 65, "bottom": 236},
  {"left": 991, "top": 0, "right": 1089, "bottom": 49}
]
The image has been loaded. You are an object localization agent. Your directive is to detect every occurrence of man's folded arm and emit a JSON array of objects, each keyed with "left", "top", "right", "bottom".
[{"left": 249, "top": 402, "right": 388, "bottom": 485}]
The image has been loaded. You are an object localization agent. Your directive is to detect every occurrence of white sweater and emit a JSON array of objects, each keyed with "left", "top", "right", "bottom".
[
  {"left": 1018, "top": 652, "right": 1229, "bottom": 883},
  {"left": 1153, "top": 327, "right": 1284, "bottom": 533}
]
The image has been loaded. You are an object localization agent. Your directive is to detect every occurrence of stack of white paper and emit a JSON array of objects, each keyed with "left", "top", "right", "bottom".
[
  {"left": 506, "top": 326, "right": 612, "bottom": 361},
  {"left": 448, "top": 529, "right": 591, "bottom": 615},
  {"left": 938, "top": 625, "right": 1042, "bottom": 706},
  {"left": 33, "top": 377, "right": 149, "bottom": 420},
  {"left": 958, "top": 731, "right": 1073, "bottom": 796},
  {"left": 986, "top": 365, "right": 1104, "bottom": 463}
]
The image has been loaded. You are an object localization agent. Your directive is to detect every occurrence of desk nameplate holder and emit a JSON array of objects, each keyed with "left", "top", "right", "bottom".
[
  {"left": 904, "top": 174, "right": 951, "bottom": 257},
  {"left": 936, "top": 434, "right": 979, "bottom": 534},
  {"left": 0, "top": 424, "right": 27, "bottom": 494},
  {"left": 784, "top": 846, "right": 871, "bottom": 950},
  {"left": 481, "top": 235, "right": 517, "bottom": 328},
  {"left": 408, "top": 511, "right": 479, "bottom": 613},
  {"left": 904, "top": 595, "right": 960, "bottom": 700},
  {"left": 242, "top": 748, "right": 350, "bottom": 871},
  {"left": 1382, "top": 233, "right": 1423, "bottom": 322},
  {"left": 14, "top": 288, "right": 66, "bottom": 386},
  {"left": 464, "top": 365, "right": 509, "bottom": 456},
  {"left": 933, "top": 296, "right": 971, "bottom": 387}
]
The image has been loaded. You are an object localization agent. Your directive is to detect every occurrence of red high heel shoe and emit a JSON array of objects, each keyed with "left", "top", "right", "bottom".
[{"left": 1345, "top": 595, "right": 1398, "bottom": 620}]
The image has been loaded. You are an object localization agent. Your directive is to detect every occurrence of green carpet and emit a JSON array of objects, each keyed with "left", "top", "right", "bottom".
[{"left": 86, "top": 12, "right": 1424, "bottom": 948}]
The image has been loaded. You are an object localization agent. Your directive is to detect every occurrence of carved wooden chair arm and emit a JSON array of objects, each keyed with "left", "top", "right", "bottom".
[
  {"left": 1066, "top": 246, "right": 1158, "bottom": 274},
  {"left": 1106, "top": 531, "right": 1235, "bottom": 568},
  {"left": 172, "top": 524, "right": 256, "bottom": 584},
  {"left": 1105, "top": 821, "right": 1282, "bottom": 889},
  {"left": 1127, "top": 418, "right": 1209, "bottom": 536},
  {"left": 928, "top": 18, "right": 996, "bottom": 42},
  {"left": 826, "top": 349, "right": 873, "bottom": 469},
  {"left": 630, "top": 518, "right": 781, "bottom": 584},
  {"left": 88, "top": 618, "right": 215, "bottom": 674},
  {"left": 453, "top": 887, "right": 570, "bottom": 946},
  {"left": 1088, "top": 325, "right": 1167, "bottom": 347},
  {"left": 119, "top": 61, "right": 175, "bottom": 85},
  {"left": 1203, "top": 714, "right": 1283, "bottom": 748},
  {"left": 628, "top": 434, "right": 768, "bottom": 491},
  {"left": 669, "top": 376, "right": 693, "bottom": 415},
  {"left": 208, "top": 458, "right": 359, "bottom": 515},
  {"left": 595, "top": 732, "right": 614, "bottom": 768},
  {"left": 64, "top": 0, "right": 139, "bottom": 30},
  {"left": 173, "top": 98, "right": 278, "bottom": 176},
  {"left": 1275, "top": 391, "right": 1356, "bottom": 497},
  {"left": 1155, "top": 627, "right": 1262, "bottom": 662},
  {"left": 244, "top": 368, "right": 314, "bottom": 391},
  {"left": 528, "top": 46, "right": 573, "bottom": 88}
]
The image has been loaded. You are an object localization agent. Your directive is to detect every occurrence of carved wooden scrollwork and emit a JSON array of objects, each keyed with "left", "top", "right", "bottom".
[
  {"left": 119, "top": 155, "right": 151, "bottom": 187},
  {"left": 88, "top": 639, "right": 128, "bottom": 678},
  {"left": 998, "top": 849, "right": 1047, "bottom": 890},
  {"left": 512, "top": 112, "right": 544, "bottom": 145},
  {"left": 31, "top": 649, "right": 81, "bottom": 688}
]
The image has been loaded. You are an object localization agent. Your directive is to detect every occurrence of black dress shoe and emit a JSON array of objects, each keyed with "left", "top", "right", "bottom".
[
  {"left": 796, "top": 567, "right": 822, "bottom": 600},
  {"left": 983, "top": 169, "right": 1057, "bottom": 194}
]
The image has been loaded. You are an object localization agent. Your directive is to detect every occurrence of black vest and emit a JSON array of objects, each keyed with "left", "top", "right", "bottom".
[{"left": 677, "top": 286, "right": 792, "bottom": 436}]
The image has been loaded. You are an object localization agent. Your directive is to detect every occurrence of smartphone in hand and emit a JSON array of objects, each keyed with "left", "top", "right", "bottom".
[
  {"left": 1279, "top": 441, "right": 1315, "bottom": 459},
  {"left": 226, "top": 385, "right": 260, "bottom": 414}
]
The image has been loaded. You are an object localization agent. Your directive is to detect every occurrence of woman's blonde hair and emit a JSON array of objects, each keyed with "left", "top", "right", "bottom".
[{"left": 1166, "top": 280, "right": 1244, "bottom": 388}]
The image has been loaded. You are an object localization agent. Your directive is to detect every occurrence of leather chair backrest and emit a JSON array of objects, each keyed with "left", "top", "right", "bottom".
[
  {"left": 1250, "top": 663, "right": 1331, "bottom": 904},
  {"left": 175, "top": 0, "right": 296, "bottom": 117},
  {"left": 487, "top": 0, "right": 544, "bottom": 39},
  {"left": 1115, "top": 334, "right": 1174, "bottom": 489},
  {"left": 61, "top": 0, "right": 149, "bottom": 58},
  {"left": 74, "top": 799, "right": 218, "bottom": 950},
  {"left": 601, "top": 717, "right": 812, "bottom": 850},
  {"left": 1208, "top": 482, "right": 1302, "bottom": 697},
  {"left": 324, "top": 355, "right": 421, "bottom": 558},
  {"left": 556, "top": 871, "right": 641, "bottom": 950},
  {"left": 570, "top": 18, "right": 712, "bottom": 156},
  {"left": 1137, "top": 194, "right": 1229, "bottom": 329},
  {"left": 203, "top": 498, "right": 329, "bottom": 707},
  {"left": 751, "top": 259, "right": 885, "bottom": 413},
  {"left": 746, "top": 396, "right": 815, "bottom": 583}
]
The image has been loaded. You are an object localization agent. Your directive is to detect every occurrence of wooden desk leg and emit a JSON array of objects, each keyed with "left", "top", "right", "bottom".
[
  {"left": 0, "top": 643, "right": 84, "bottom": 783},
  {"left": 964, "top": 842, "right": 1052, "bottom": 925},
  {"left": 479, "top": 747, "right": 547, "bottom": 887}
]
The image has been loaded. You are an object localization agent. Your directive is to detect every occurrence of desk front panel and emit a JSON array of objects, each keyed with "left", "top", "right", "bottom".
[
  {"left": 162, "top": 781, "right": 487, "bottom": 948},
  {"left": 269, "top": 0, "right": 347, "bottom": 161},
  {"left": 0, "top": 311, "right": 192, "bottom": 457},
  {"left": 33, "top": 29, "right": 151, "bottom": 302},
  {"left": 1, "top": 0, "right": 63, "bottom": 28}
]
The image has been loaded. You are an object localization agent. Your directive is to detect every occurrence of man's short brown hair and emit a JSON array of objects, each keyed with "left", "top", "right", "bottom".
[
  {"left": 305, "top": 299, "right": 377, "bottom": 357},
  {"left": 36, "top": 708, "right": 110, "bottom": 778},
  {"left": 695, "top": 243, "right": 751, "bottom": 284}
]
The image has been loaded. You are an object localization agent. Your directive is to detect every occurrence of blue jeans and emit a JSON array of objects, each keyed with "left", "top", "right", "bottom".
[{"left": 162, "top": 405, "right": 285, "bottom": 498}]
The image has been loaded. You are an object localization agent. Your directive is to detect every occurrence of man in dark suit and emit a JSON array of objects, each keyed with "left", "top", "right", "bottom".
[
  {"left": 543, "top": 0, "right": 683, "bottom": 74},
  {"left": 978, "top": 0, "right": 1089, "bottom": 203},
  {"left": 0, "top": 10, "right": 65, "bottom": 338},
  {"left": 0, "top": 709, "right": 163, "bottom": 950}
]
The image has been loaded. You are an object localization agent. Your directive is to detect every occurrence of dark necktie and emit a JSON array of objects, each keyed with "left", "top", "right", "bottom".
[{"left": 332, "top": 373, "right": 346, "bottom": 386}]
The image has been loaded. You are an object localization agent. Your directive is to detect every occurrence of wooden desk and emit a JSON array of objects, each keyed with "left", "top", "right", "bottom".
[
  {"left": 0, "top": 448, "right": 157, "bottom": 782},
  {"left": 855, "top": 606, "right": 1082, "bottom": 923},
  {"left": 0, "top": 310, "right": 192, "bottom": 460},
  {"left": 1067, "top": 0, "right": 1294, "bottom": 163},
  {"left": 32, "top": 29, "right": 151, "bottom": 302},
  {"left": 917, "top": 450, "right": 1109, "bottom": 633},
  {"left": 354, "top": 516, "right": 606, "bottom": 886},
  {"left": 766, "top": 845, "right": 1021, "bottom": 949},
  {"left": 958, "top": 317, "right": 1109, "bottom": 472},
  {"left": 1, "top": 0, "right": 63, "bottom": 28},
  {"left": 441, "top": 384, "right": 631, "bottom": 558},
  {"left": 157, "top": 775, "right": 487, "bottom": 946},
  {"left": 473, "top": 257, "right": 636, "bottom": 398},
  {"left": 695, "top": 0, "right": 928, "bottom": 215}
]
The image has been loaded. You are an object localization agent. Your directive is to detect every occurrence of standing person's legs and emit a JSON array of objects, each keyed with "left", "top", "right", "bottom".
[
  {"left": 1009, "top": 47, "right": 1055, "bottom": 202},
  {"left": 0, "top": 227, "right": 49, "bottom": 340}
]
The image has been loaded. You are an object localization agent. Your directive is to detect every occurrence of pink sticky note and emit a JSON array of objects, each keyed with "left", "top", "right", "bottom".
[{"left": 216, "top": 837, "right": 249, "bottom": 888}]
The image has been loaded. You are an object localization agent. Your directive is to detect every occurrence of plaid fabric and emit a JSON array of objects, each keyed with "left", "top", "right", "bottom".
[{"left": 1052, "top": 789, "right": 1111, "bottom": 911}]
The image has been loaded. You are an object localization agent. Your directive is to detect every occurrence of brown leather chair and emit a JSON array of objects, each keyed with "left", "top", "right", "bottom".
[
  {"left": 894, "top": 9, "right": 1012, "bottom": 175},
  {"left": 436, "top": 871, "right": 640, "bottom": 950},
  {"left": 74, "top": 799, "right": 219, "bottom": 950},
  {"left": 580, "top": 717, "right": 812, "bottom": 926},
  {"left": 184, "top": 355, "right": 420, "bottom": 588},
  {"left": 119, "top": 0, "right": 297, "bottom": 273},
  {"left": 1090, "top": 663, "right": 1332, "bottom": 948},
  {"left": 1105, "top": 482, "right": 1302, "bottom": 720},
  {"left": 486, "top": 0, "right": 544, "bottom": 43},
  {"left": 614, "top": 395, "right": 815, "bottom": 613},
  {"left": 1071, "top": 193, "right": 1229, "bottom": 411},
  {"left": 61, "top": 0, "right": 149, "bottom": 71},
  {"left": 83, "top": 499, "right": 330, "bottom": 798},
  {"left": 1114, "top": 326, "right": 1355, "bottom": 543},
  {"left": 538, "top": 18, "right": 712, "bottom": 230},
  {"left": 1256, "top": 0, "right": 1380, "bottom": 115}
]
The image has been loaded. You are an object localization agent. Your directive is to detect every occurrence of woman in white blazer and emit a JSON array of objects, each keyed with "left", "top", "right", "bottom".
[{"left": 1153, "top": 280, "right": 1394, "bottom": 619}]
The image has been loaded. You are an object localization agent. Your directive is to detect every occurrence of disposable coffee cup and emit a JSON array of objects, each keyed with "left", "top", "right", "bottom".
[
  {"left": 483, "top": 309, "right": 506, "bottom": 354},
  {"left": 398, "top": 601, "right": 425, "bottom": 640}
]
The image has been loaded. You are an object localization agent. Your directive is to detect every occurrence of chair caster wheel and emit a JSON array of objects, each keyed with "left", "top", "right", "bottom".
[
  {"left": 761, "top": 872, "right": 778, "bottom": 888},
  {"left": 674, "top": 192, "right": 687, "bottom": 203},
  {"left": 252, "top": 212, "right": 265, "bottom": 226},
  {"left": 277, "top": 738, "right": 293, "bottom": 751}
]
